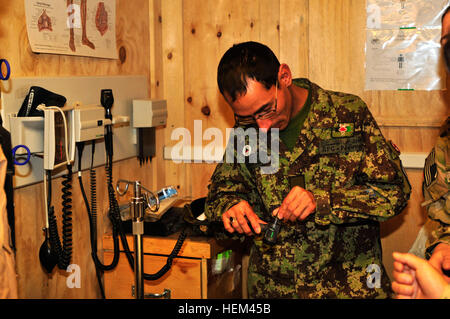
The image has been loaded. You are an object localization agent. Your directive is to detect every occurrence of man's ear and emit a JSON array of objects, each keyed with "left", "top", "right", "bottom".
[{"left": 278, "top": 63, "right": 292, "bottom": 87}]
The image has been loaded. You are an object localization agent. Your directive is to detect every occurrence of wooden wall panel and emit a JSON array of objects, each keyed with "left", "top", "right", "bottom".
[
  {"left": 308, "top": 0, "right": 448, "bottom": 282},
  {"left": 160, "top": 0, "right": 188, "bottom": 196},
  {"left": 0, "top": 0, "right": 153, "bottom": 298},
  {"left": 2, "top": 0, "right": 448, "bottom": 299}
]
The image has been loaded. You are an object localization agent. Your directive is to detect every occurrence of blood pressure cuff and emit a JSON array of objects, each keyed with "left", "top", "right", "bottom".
[{"left": 17, "top": 86, "right": 66, "bottom": 117}]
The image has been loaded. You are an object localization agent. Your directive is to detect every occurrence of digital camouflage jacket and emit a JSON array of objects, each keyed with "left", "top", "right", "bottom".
[
  {"left": 205, "top": 78, "right": 411, "bottom": 298},
  {"left": 423, "top": 117, "right": 450, "bottom": 258}
]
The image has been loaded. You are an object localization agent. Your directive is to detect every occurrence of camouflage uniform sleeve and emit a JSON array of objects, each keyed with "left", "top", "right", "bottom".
[
  {"left": 204, "top": 160, "right": 266, "bottom": 223},
  {"left": 423, "top": 126, "right": 450, "bottom": 258},
  {"left": 314, "top": 100, "right": 411, "bottom": 225}
]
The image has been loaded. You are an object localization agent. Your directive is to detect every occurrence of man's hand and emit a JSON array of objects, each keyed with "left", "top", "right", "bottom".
[
  {"left": 273, "top": 186, "right": 316, "bottom": 222},
  {"left": 392, "top": 252, "right": 448, "bottom": 299},
  {"left": 429, "top": 243, "right": 450, "bottom": 283},
  {"left": 222, "top": 201, "right": 267, "bottom": 236}
]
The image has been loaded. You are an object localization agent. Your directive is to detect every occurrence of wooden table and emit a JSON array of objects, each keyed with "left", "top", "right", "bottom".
[{"left": 102, "top": 232, "right": 243, "bottom": 299}]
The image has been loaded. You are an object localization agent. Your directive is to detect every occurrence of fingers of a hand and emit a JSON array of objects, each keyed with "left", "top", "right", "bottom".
[
  {"left": 246, "top": 214, "right": 264, "bottom": 234},
  {"left": 392, "top": 270, "right": 414, "bottom": 285},
  {"left": 235, "top": 209, "right": 252, "bottom": 235},
  {"left": 392, "top": 252, "right": 423, "bottom": 271},
  {"left": 392, "top": 281, "right": 415, "bottom": 297},
  {"left": 280, "top": 187, "right": 315, "bottom": 221},
  {"left": 393, "top": 261, "right": 405, "bottom": 273},
  {"left": 222, "top": 212, "right": 234, "bottom": 233},
  {"left": 428, "top": 251, "right": 443, "bottom": 270},
  {"left": 272, "top": 207, "right": 279, "bottom": 217},
  {"left": 442, "top": 254, "right": 450, "bottom": 270},
  {"left": 277, "top": 187, "right": 299, "bottom": 219},
  {"left": 298, "top": 204, "right": 316, "bottom": 221}
]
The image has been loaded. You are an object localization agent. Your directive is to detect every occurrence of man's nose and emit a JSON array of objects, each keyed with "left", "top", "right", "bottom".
[{"left": 256, "top": 119, "right": 272, "bottom": 132}]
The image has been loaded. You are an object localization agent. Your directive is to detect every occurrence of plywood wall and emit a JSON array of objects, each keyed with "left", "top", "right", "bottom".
[{"left": 1, "top": 0, "right": 449, "bottom": 299}]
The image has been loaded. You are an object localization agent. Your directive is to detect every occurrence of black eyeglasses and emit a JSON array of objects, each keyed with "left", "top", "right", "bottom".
[{"left": 234, "top": 83, "right": 278, "bottom": 125}]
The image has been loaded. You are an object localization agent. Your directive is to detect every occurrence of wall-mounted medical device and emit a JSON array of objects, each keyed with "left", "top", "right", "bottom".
[
  {"left": 132, "top": 99, "right": 167, "bottom": 165},
  {"left": 42, "top": 107, "right": 75, "bottom": 170},
  {"left": 132, "top": 99, "right": 167, "bottom": 128},
  {"left": 72, "top": 104, "right": 111, "bottom": 143}
]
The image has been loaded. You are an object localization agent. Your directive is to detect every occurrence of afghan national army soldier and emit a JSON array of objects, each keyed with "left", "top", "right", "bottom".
[{"left": 205, "top": 42, "right": 411, "bottom": 298}]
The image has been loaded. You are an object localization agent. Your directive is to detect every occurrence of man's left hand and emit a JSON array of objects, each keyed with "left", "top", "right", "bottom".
[{"left": 273, "top": 186, "right": 316, "bottom": 222}]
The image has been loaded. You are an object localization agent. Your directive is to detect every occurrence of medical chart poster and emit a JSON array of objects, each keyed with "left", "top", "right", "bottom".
[
  {"left": 365, "top": 0, "right": 449, "bottom": 91},
  {"left": 24, "top": 0, "right": 118, "bottom": 59}
]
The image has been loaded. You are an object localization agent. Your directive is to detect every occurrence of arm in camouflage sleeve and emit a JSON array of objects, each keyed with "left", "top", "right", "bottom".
[
  {"left": 423, "top": 125, "right": 450, "bottom": 258},
  {"left": 314, "top": 101, "right": 411, "bottom": 226},
  {"left": 204, "top": 159, "right": 266, "bottom": 225},
  {"left": 424, "top": 192, "right": 450, "bottom": 258}
]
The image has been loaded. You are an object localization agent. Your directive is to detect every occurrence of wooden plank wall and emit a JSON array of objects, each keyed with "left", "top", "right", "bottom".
[
  {"left": 0, "top": 0, "right": 160, "bottom": 298},
  {"left": 1, "top": 0, "right": 448, "bottom": 299}
]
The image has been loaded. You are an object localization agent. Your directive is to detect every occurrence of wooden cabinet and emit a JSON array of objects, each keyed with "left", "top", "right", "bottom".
[{"left": 103, "top": 233, "right": 243, "bottom": 299}]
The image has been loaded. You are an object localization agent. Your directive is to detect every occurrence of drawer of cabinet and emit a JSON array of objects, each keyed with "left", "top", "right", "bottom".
[{"left": 103, "top": 252, "right": 202, "bottom": 299}]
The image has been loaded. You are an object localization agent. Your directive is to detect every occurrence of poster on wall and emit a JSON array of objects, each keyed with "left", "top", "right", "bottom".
[
  {"left": 365, "top": 0, "right": 449, "bottom": 90},
  {"left": 24, "top": 0, "right": 118, "bottom": 59}
]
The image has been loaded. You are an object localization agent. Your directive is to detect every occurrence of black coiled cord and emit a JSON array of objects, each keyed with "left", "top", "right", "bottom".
[
  {"left": 59, "top": 164, "right": 73, "bottom": 270},
  {"left": 47, "top": 165, "right": 73, "bottom": 271},
  {"left": 77, "top": 142, "right": 119, "bottom": 299}
]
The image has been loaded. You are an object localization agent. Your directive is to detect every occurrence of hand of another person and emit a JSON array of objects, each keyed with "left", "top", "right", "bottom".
[
  {"left": 392, "top": 252, "right": 448, "bottom": 299},
  {"left": 222, "top": 200, "right": 267, "bottom": 236},
  {"left": 273, "top": 186, "right": 316, "bottom": 222},
  {"left": 429, "top": 243, "right": 450, "bottom": 283}
]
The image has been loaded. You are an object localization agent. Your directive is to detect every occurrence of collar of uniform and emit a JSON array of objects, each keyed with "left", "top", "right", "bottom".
[{"left": 281, "top": 78, "right": 331, "bottom": 165}]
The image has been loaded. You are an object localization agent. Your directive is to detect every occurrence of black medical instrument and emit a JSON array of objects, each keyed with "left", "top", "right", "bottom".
[
  {"left": 263, "top": 216, "right": 282, "bottom": 246},
  {"left": 77, "top": 89, "right": 187, "bottom": 299},
  {"left": 43, "top": 149, "right": 74, "bottom": 272}
]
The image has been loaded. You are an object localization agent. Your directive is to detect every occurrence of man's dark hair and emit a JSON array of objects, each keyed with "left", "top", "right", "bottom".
[{"left": 217, "top": 41, "right": 280, "bottom": 102}]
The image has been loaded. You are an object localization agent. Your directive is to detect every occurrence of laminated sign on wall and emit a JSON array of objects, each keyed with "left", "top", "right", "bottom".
[
  {"left": 24, "top": 0, "right": 117, "bottom": 59},
  {"left": 365, "top": 0, "right": 449, "bottom": 90}
]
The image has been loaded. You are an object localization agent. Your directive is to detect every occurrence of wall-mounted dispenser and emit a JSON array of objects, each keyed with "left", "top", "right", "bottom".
[
  {"left": 132, "top": 99, "right": 167, "bottom": 165},
  {"left": 132, "top": 99, "right": 167, "bottom": 128}
]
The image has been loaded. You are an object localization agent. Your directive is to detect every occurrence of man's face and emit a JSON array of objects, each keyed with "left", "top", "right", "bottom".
[
  {"left": 225, "top": 78, "right": 291, "bottom": 131},
  {"left": 441, "top": 11, "right": 450, "bottom": 72},
  {"left": 442, "top": 12, "right": 450, "bottom": 44}
]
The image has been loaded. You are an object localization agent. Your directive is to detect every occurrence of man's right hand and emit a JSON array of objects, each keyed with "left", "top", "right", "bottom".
[{"left": 222, "top": 201, "right": 267, "bottom": 236}]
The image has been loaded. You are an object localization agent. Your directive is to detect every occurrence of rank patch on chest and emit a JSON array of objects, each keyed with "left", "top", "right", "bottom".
[{"left": 318, "top": 134, "right": 363, "bottom": 155}]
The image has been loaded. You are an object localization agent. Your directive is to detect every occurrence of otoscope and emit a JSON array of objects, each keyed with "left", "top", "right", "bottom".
[
  {"left": 101, "top": 89, "right": 114, "bottom": 160},
  {"left": 245, "top": 215, "right": 282, "bottom": 246},
  {"left": 263, "top": 216, "right": 282, "bottom": 246}
]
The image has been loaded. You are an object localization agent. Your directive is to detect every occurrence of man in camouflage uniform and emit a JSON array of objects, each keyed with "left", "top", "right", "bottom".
[
  {"left": 205, "top": 41, "right": 410, "bottom": 298},
  {"left": 407, "top": 6, "right": 450, "bottom": 282},
  {"left": 421, "top": 5, "right": 450, "bottom": 279},
  {"left": 422, "top": 118, "right": 450, "bottom": 270}
]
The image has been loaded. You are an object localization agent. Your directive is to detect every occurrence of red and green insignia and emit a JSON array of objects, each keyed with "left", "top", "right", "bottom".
[{"left": 332, "top": 123, "right": 354, "bottom": 137}]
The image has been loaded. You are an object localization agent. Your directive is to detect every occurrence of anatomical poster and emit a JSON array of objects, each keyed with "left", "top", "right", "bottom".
[
  {"left": 24, "top": 0, "right": 117, "bottom": 59},
  {"left": 365, "top": 0, "right": 449, "bottom": 90}
]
